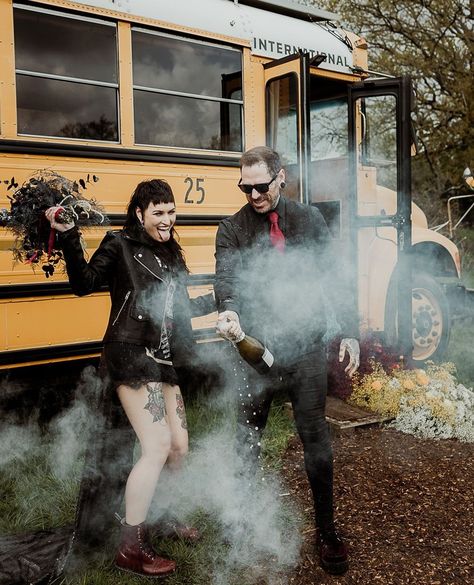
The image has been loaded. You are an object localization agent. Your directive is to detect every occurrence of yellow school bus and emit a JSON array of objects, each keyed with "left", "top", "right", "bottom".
[{"left": 0, "top": 0, "right": 465, "bottom": 371}]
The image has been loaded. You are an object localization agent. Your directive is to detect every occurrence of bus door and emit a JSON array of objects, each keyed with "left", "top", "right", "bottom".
[
  {"left": 348, "top": 77, "right": 413, "bottom": 358},
  {"left": 264, "top": 52, "right": 311, "bottom": 204}
]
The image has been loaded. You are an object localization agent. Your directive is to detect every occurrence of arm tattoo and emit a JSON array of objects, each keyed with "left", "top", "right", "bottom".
[
  {"left": 144, "top": 382, "right": 166, "bottom": 423},
  {"left": 176, "top": 392, "right": 187, "bottom": 429}
]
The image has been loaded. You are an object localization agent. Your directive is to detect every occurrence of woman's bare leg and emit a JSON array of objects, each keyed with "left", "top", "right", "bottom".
[
  {"left": 154, "top": 384, "right": 200, "bottom": 541},
  {"left": 117, "top": 381, "right": 172, "bottom": 526},
  {"left": 162, "top": 384, "right": 189, "bottom": 472}
]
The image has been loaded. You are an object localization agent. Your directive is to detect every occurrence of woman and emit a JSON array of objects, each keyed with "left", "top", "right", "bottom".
[{"left": 46, "top": 179, "right": 212, "bottom": 578}]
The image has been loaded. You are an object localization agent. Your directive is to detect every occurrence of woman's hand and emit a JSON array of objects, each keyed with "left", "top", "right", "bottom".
[{"left": 45, "top": 206, "right": 75, "bottom": 232}]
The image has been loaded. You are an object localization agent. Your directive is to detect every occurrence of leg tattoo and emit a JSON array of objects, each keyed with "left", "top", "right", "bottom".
[
  {"left": 176, "top": 392, "right": 187, "bottom": 429},
  {"left": 144, "top": 382, "right": 166, "bottom": 422}
]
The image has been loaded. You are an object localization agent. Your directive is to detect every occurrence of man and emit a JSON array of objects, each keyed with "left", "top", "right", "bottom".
[{"left": 214, "top": 146, "right": 360, "bottom": 575}]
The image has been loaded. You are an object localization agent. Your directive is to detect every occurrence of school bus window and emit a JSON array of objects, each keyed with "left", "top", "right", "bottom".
[
  {"left": 266, "top": 74, "right": 299, "bottom": 201},
  {"left": 266, "top": 74, "right": 298, "bottom": 166},
  {"left": 132, "top": 29, "right": 243, "bottom": 151},
  {"left": 307, "top": 78, "right": 349, "bottom": 213},
  {"left": 310, "top": 99, "right": 348, "bottom": 161},
  {"left": 13, "top": 6, "right": 119, "bottom": 141},
  {"left": 360, "top": 95, "right": 398, "bottom": 191}
]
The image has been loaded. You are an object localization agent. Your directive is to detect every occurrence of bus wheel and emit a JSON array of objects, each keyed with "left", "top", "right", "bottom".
[{"left": 385, "top": 272, "right": 451, "bottom": 364}]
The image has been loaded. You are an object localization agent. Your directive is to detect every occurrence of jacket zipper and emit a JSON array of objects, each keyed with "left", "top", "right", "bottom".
[
  {"left": 134, "top": 255, "right": 164, "bottom": 281},
  {"left": 112, "top": 290, "right": 131, "bottom": 326}
]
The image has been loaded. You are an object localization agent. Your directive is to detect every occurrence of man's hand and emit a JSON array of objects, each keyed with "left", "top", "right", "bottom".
[
  {"left": 339, "top": 338, "right": 360, "bottom": 377},
  {"left": 216, "top": 311, "right": 243, "bottom": 342},
  {"left": 45, "top": 206, "right": 74, "bottom": 232}
]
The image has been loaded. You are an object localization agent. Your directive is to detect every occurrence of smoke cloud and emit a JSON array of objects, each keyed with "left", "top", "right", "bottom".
[
  {"left": 149, "top": 406, "right": 303, "bottom": 585},
  {"left": 47, "top": 366, "right": 104, "bottom": 480},
  {"left": 231, "top": 242, "right": 354, "bottom": 364}
]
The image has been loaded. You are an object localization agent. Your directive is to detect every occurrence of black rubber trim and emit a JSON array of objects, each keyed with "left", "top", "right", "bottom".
[
  {"left": 107, "top": 213, "right": 228, "bottom": 226},
  {"left": 188, "top": 273, "right": 215, "bottom": 286},
  {"left": 0, "top": 139, "right": 240, "bottom": 167},
  {"left": 0, "top": 273, "right": 215, "bottom": 299},
  {"left": 0, "top": 281, "right": 93, "bottom": 299},
  {"left": 0, "top": 328, "right": 218, "bottom": 367},
  {"left": 263, "top": 53, "right": 301, "bottom": 69},
  {"left": 236, "top": 0, "right": 332, "bottom": 22},
  {"left": 0, "top": 341, "right": 103, "bottom": 367}
]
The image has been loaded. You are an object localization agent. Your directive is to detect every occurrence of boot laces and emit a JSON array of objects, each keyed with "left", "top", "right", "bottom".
[{"left": 137, "top": 526, "right": 157, "bottom": 560}]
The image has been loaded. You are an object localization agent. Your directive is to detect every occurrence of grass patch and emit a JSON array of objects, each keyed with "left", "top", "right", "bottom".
[
  {"left": 1, "top": 388, "right": 298, "bottom": 585},
  {"left": 0, "top": 447, "right": 81, "bottom": 533},
  {"left": 455, "top": 227, "right": 474, "bottom": 287},
  {"left": 59, "top": 515, "right": 237, "bottom": 585},
  {"left": 447, "top": 227, "right": 474, "bottom": 388},
  {"left": 446, "top": 319, "right": 474, "bottom": 389},
  {"left": 185, "top": 387, "right": 295, "bottom": 464},
  {"left": 446, "top": 228, "right": 474, "bottom": 387},
  {"left": 261, "top": 401, "right": 295, "bottom": 467}
]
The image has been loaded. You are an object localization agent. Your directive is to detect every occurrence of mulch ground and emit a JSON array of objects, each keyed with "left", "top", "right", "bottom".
[{"left": 280, "top": 426, "right": 474, "bottom": 585}]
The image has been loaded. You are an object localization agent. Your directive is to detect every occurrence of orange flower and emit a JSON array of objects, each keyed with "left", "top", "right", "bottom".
[
  {"left": 415, "top": 371, "right": 430, "bottom": 386},
  {"left": 403, "top": 379, "right": 416, "bottom": 391},
  {"left": 371, "top": 380, "right": 383, "bottom": 392}
]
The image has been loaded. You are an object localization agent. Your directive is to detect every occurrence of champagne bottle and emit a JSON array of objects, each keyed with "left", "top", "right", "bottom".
[{"left": 233, "top": 331, "right": 274, "bottom": 375}]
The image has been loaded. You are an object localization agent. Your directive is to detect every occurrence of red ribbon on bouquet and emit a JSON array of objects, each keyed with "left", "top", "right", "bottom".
[{"left": 47, "top": 208, "right": 64, "bottom": 257}]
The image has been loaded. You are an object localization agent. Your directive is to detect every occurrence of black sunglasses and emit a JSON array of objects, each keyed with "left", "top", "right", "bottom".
[{"left": 238, "top": 171, "right": 280, "bottom": 195}]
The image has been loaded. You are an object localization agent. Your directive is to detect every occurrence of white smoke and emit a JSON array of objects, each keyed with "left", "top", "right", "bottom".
[
  {"left": 0, "top": 378, "right": 42, "bottom": 466},
  {"left": 47, "top": 366, "right": 104, "bottom": 480},
  {"left": 0, "top": 366, "right": 103, "bottom": 484},
  {"left": 0, "top": 422, "right": 42, "bottom": 467},
  {"left": 150, "top": 420, "right": 303, "bottom": 585}
]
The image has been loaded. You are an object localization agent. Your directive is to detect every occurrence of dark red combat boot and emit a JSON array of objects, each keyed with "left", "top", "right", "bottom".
[
  {"left": 152, "top": 517, "right": 201, "bottom": 543},
  {"left": 115, "top": 522, "right": 176, "bottom": 578}
]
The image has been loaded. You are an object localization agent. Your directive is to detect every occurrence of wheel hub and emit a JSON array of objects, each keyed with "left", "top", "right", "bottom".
[
  {"left": 412, "top": 290, "right": 442, "bottom": 360},
  {"left": 414, "top": 309, "right": 433, "bottom": 338}
]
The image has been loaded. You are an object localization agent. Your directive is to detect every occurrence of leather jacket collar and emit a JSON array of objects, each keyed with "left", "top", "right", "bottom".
[{"left": 123, "top": 226, "right": 172, "bottom": 282}]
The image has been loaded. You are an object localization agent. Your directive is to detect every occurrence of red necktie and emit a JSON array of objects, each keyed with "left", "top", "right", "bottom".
[{"left": 267, "top": 211, "right": 285, "bottom": 252}]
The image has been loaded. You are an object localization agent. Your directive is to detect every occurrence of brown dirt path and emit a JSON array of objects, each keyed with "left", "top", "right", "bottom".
[{"left": 280, "top": 427, "right": 474, "bottom": 585}]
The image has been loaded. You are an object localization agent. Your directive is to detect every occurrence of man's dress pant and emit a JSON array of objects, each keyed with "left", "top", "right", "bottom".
[{"left": 236, "top": 347, "right": 335, "bottom": 531}]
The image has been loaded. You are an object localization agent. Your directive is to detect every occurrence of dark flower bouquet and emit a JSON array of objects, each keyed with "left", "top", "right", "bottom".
[{"left": 0, "top": 170, "right": 107, "bottom": 277}]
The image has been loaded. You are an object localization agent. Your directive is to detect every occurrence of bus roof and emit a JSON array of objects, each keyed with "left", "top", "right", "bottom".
[
  {"left": 230, "top": 0, "right": 339, "bottom": 22},
  {"left": 61, "top": 0, "right": 354, "bottom": 74}
]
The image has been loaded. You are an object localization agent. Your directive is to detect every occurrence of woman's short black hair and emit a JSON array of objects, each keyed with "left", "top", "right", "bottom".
[
  {"left": 124, "top": 179, "right": 175, "bottom": 229},
  {"left": 124, "top": 179, "right": 188, "bottom": 272}
]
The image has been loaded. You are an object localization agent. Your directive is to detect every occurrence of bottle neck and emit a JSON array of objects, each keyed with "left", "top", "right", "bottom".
[{"left": 234, "top": 330, "right": 246, "bottom": 343}]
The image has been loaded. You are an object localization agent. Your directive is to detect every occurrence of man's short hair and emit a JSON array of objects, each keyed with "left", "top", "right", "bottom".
[{"left": 239, "top": 146, "right": 282, "bottom": 176}]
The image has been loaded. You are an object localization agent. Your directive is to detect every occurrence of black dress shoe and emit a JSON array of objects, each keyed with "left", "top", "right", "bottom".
[{"left": 316, "top": 529, "right": 349, "bottom": 575}]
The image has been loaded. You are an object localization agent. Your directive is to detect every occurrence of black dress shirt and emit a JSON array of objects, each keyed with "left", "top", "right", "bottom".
[{"left": 215, "top": 196, "right": 358, "bottom": 363}]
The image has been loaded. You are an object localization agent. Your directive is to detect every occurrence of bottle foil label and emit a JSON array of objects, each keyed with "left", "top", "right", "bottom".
[{"left": 262, "top": 347, "right": 274, "bottom": 368}]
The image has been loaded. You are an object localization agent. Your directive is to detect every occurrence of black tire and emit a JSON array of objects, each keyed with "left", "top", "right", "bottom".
[{"left": 385, "top": 271, "right": 451, "bottom": 364}]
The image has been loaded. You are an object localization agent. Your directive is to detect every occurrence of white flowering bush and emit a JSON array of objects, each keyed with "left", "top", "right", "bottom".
[{"left": 350, "top": 362, "right": 474, "bottom": 442}]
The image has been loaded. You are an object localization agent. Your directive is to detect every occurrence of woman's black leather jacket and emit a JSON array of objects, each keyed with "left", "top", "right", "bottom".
[{"left": 58, "top": 226, "right": 214, "bottom": 366}]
